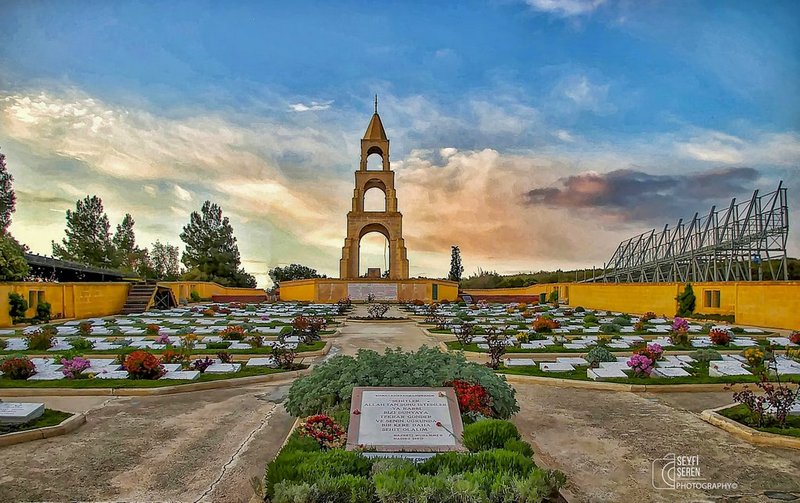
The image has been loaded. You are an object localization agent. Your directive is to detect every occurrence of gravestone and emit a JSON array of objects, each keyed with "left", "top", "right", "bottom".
[
  {"left": 0, "top": 402, "right": 45, "bottom": 425},
  {"left": 346, "top": 387, "right": 466, "bottom": 455}
]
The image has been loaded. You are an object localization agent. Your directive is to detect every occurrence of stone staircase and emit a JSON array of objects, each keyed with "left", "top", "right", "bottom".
[{"left": 121, "top": 283, "right": 157, "bottom": 314}]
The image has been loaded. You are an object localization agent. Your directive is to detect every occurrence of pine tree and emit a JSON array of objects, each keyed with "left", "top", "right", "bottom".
[
  {"left": 675, "top": 283, "right": 696, "bottom": 317},
  {"left": 448, "top": 245, "right": 464, "bottom": 282},
  {"left": 112, "top": 214, "right": 138, "bottom": 270},
  {"left": 180, "top": 201, "right": 252, "bottom": 286},
  {"left": 0, "top": 149, "right": 16, "bottom": 235},
  {"left": 268, "top": 264, "right": 324, "bottom": 286},
  {"left": 52, "top": 195, "right": 115, "bottom": 268},
  {"left": 151, "top": 240, "right": 181, "bottom": 280}
]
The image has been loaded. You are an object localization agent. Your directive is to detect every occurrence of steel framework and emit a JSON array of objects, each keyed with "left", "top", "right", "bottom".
[{"left": 592, "top": 182, "right": 789, "bottom": 283}]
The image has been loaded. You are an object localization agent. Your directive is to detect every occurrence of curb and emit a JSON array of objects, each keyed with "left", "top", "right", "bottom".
[
  {"left": 700, "top": 405, "right": 800, "bottom": 450},
  {"left": 0, "top": 412, "right": 86, "bottom": 447},
  {"left": 501, "top": 373, "right": 790, "bottom": 393},
  {"left": 345, "top": 318, "right": 414, "bottom": 324},
  {"left": 0, "top": 368, "right": 311, "bottom": 397}
]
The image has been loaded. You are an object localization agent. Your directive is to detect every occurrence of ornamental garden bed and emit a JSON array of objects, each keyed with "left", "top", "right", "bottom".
[
  {"left": 264, "top": 347, "right": 567, "bottom": 503},
  {"left": 0, "top": 340, "right": 326, "bottom": 357},
  {"left": 444, "top": 340, "right": 787, "bottom": 354},
  {"left": 716, "top": 403, "right": 800, "bottom": 438},
  {"left": 0, "top": 408, "right": 72, "bottom": 434}
]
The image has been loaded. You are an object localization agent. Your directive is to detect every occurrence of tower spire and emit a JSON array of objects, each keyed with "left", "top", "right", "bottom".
[{"left": 374, "top": 94, "right": 378, "bottom": 114}]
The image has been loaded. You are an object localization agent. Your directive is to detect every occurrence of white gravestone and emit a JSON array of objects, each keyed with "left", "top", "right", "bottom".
[
  {"left": 0, "top": 402, "right": 45, "bottom": 425},
  {"left": 346, "top": 387, "right": 466, "bottom": 453}
]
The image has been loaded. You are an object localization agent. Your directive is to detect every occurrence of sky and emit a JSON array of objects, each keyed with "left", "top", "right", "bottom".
[{"left": 0, "top": 0, "right": 798, "bottom": 287}]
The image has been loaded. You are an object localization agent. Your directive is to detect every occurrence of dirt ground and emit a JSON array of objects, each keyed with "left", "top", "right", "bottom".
[{"left": 2, "top": 316, "right": 799, "bottom": 503}]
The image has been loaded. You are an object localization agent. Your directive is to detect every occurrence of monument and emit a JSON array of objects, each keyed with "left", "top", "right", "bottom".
[
  {"left": 346, "top": 386, "right": 466, "bottom": 460},
  {"left": 339, "top": 97, "right": 410, "bottom": 280},
  {"left": 0, "top": 402, "right": 45, "bottom": 425}
]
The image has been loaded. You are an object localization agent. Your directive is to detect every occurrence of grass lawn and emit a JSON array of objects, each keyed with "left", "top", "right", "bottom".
[
  {"left": 0, "top": 409, "right": 73, "bottom": 434},
  {"left": 718, "top": 403, "right": 800, "bottom": 438},
  {"left": 497, "top": 363, "right": 800, "bottom": 386},
  {"left": 0, "top": 365, "right": 302, "bottom": 388},
  {"left": 445, "top": 340, "right": 781, "bottom": 354},
  {"left": 0, "top": 340, "right": 326, "bottom": 357}
]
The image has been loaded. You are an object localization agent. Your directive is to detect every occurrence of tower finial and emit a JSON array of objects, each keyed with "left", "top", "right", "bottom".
[{"left": 374, "top": 94, "right": 378, "bottom": 114}]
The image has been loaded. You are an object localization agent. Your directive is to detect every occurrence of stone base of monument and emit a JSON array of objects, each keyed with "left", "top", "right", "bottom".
[{"left": 346, "top": 387, "right": 467, "bottom": 456}]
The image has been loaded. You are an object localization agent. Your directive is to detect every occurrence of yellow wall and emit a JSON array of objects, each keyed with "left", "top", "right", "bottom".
[
  {"left": 0, "top": 282, "right": 130, "bottom": 327},
  {"left": 279, "top": 278, "right": 459, "bottom": 303},
  {"left": 468, "top": 281, "right": 800, "bottom": 330},
  {"left": 158, "top": 282, "right": 266, "bottom": 302}
]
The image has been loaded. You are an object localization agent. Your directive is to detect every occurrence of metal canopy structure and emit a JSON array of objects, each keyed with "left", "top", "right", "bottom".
[{"left": 593, "top": 182, "right": 789, "bottom": 283}]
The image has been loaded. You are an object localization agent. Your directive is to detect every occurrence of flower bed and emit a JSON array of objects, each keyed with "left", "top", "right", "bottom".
[
  {"left": 0, "top": 409, "right": 73, "bottom": 434},
  {"left": 717, "top": 404, "right": 800, "bottom": 438}
]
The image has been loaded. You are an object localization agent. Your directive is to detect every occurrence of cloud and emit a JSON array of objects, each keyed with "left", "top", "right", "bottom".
[
  {"left": 173, "top": 184, "right": 192, "bottom": 201},
  {"left": 676, "top": 130, "right": 800, "bottom": 166},
  {"left": 554, "top": 74, "right": 616, "bottom": 115},
  {"left": 288, "top": 100, "right": 333, "bottom": 112},
  {"left": 523, "top": 167, "right": 760, "bottom": 222},
  {"left": 525, "top": 0, "right": 605, "bottom": 17}
]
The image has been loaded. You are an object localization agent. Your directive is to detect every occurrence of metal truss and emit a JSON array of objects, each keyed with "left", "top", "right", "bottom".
[{"left": 592, "top": 182, "right": 789, "bottom": 283}]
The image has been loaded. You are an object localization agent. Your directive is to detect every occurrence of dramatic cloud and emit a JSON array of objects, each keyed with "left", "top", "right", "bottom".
[{"left": 524, "top": 167, "right": 760, "bottom": 222}]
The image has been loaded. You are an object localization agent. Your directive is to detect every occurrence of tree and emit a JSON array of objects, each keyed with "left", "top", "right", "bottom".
[
  {"left": 676, "top": 283, "right": 696, "bottom": 317},
  {"left": 112, "top": 213, "right": 144, "bottom": 272},
  {"left": 180, "top": 201, "right": 253, "bottom": 287},
  {"left": 448, "top": 245, "right": 464, "bottom": 282},
  {"left": 52, "top": 195, "right": 115, "bottom": 268},
  {"left": 0, "top": 149, "right": 16, "bottom": 235},
  {"left": 268, "top": 264, "right": 325, "bottom": 287},
  {"left": 0, "top": 235, "right": 29, "bottom": 281},
  {"left": 151, "top": 241, "right": 181, "bottom": 280}
]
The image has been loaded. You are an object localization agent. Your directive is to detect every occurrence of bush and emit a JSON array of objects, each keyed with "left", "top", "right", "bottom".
[
  {"left": 600, "top": 323, "right": 620, "bottom": 334},
  {"left": 790, "top": 331, "right": 800, "bottom": 345},
  {"left": 420, "top": 449, "right": 534, "bottom": 477},
  {"left": 676, "top": 283, "right": 696, "bottom": 317},
  {"left": 574, "top": 306, "right": 585, "bottom": 313},
  {"left": 462, "top": 419, "right": 521, "bottom": 452},
  {"left": 298, "top": 414, "right": 346, "bottom": 449},
  {"left": 690, "top": 349, "right": 722, "bottom": 363},
  {"left": 449, "top": 379, "right": 493, "bottom": 417},
  {"left": 285, "top": 347, "right": 518, "bottom": 419},
  {"left": 273, "top": 344, "right": 297, "bottom": 369},
  {"left": 8, "top": 292, "right": 27, "bottom": 323},
  {"left": 217, "top": 350, "right": 232, "bottom": 363},
  {"left": 123, "top": 350, "right": 165, "bottom": 379},
  {"left": 0, "top": 236, "right": 30, "bottom": 281},
  {"left": 26, "top": 328, "right": 55, "bottom": 350},
  {"left": 586, "top": 346, "right": 615, "bottom": 367},
  {"left": 78, "top": 321, "right": 93, "bottom": 337},
  {"left": 266, "top": 448, "right": 373, "bottom": 498},
  {"left": 206, "top": 341, "right": 231, "bottom": 350},
  {"left": 532, "top": 316, "right": 559, "bottom": 333},
  {"left": 503, "top": 438, "right": 534, "bottom": 458},
  {"left": 60, "top": 356, "right": 91, "bottom": 379},
  {"left": 274, "top": 475, "right": 375, "bottom": 503},
  {"left": 35, "top": 302, "right": 52, "bottom": 323},
  {"left": 0, "top": 338, "right": 6, "bottom": 350},
  {"left": 583, "top": 314, "right": 598, "bottom": 324},
  {"left": 69, "top": 337, "right": 94, "bottom": 352},
  {"left": 190, "top": 290, "right": 201, "bottom": 302},
  {"left": 709, "top": 328, "right": 732, "bottom": 346},
  {"left": 612, "top": 316, "right": 630, "bottom": 326},
  {"left": 0, "top": 356, "right": 36, "bottom": 379},
  {"left": 160, "top": 349, "right": 189, "bottom": 365},
  {"left": 220, "top": 325, "right": 246, "bottom": 340},
  {"left": 191, "top": 357, "right": 214, "bottom": 373}
]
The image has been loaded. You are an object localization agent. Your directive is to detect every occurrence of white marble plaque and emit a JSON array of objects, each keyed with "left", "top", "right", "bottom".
[
  {"left": 0, "top": 402, "right": 45, "bottom": 425},
  {"left": 347, "top": 387, "right": 465, "bottom": 452},
  {"left": 347, "top": 283, "right": 398, "bottom": 301}
]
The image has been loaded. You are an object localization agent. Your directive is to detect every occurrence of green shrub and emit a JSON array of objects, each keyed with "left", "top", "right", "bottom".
[
  {"left": 583, "top": 314, "right": 598, "bottom": 324},
  {"left": 8, "top": 292, "right": 28, "bottom": 323},
  {"left": 206, "top": 341, "right": 231, "bottom": 349},
  {"left": 611, "top": 316, "right": 630, "bottom": 326},
  {"left": 420, "top": 449, "right": 534, "bottom": 477},
  {"left": 462, "top": 419, "right": 521, "bottom": 452},
  {"left": 503, "top": 438, "right": 534, "bottom": 458},
  {"left": 266, "top": 447, "right": 372, "bottom": 498},
  {"left": 676, "top": 283, "right": 696, "bottom": 317},
  {"left": 272, "top": 481, "right": 313, "bottom": 503},
  {"left": 690, "top": 349, "right": 723, "bottom": 363},
  {"left": 285, "top": 347, "right": 519, "bottom": 419},
  {"left": 35, "top": 302, "right": 52, "bottom": 322},
  {"left": 190, "top": 290, "right": 201, "bottom": 302},
  {"left": 600, "top": 323, "right": 619, "bottom": 334},
  {"left": 0, "top": 338, "right": 6, "bottom": 350},
  {"left": 0, "top": 236, "right": 29, "bottom": 281},
  {"left": 25, "top": 328, "right": 55, "bottom": 350},
  {"left": 274, "top": 475, "right": 375, "bottom": 503},
  {"left": 69, "top": 337, "right": 94, "bottom": 352},
  {"left": 574, "top": 306, "right": 585, "bottom": 312},
  {"left": 515, "top": 467, "right": 567, "bottom": 501},
  {"left": 586, "top": 346, "right": 616, "bottom": 366}
]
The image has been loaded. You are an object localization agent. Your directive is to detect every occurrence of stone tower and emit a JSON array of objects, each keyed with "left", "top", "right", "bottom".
[{"left": 339, "top": 99, "right": 410, "bottom": 279}]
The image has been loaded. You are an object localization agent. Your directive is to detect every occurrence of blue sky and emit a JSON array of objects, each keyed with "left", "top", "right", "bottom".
[{"left": 1, "top": 0, "right": 798, "bottom": 286}]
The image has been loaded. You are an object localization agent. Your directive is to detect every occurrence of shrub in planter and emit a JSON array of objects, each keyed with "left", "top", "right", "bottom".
[
  {"left": 272, "top": 343, "right": 297, "bottom": 369},
  {"left": 191, "top": 357, "right": 214, "bottom": 373},
  {"left": 35, "top": 301, "right": 52, "bottom": 323},
  {"left": 285, "top": 347, "right": 519, "bottom": 419},
  {"left": 462, "top": 419, "right": 521, "bottom": 452},
  {"left": 220, "top": 325, "right": 246, "bottom": 341},
  {"left": 217, "top": 350, "right": 232, "bottom": 363},
  {"left": 26, "top": 328, "right": 55, "bottom": 350},
  {"left": 709, "top": 328, "right": 732, "bottom": 346},
  {"left": 298, "top": 414, "right": 346, "bottom": 449},
  {"left": 586, "top": 346, "right": 615, "bottom": 367},
  {"left": 78, "top": 321, "right": 93, "bottom": 337},
  {"left": 690, "top": 348, "right": 722, "bottom": 363},
  {"left": 123, "top": 350, "right": 166, "bottom": 379},
  {"left": 69, "top": 337, "right": 94, "bottom": 352},
  {"left": 0, "top": 356, "right": 36, "bottom": 379},
  {"left": 531, "top": 316, "right": 559, "bottom": 333},
  {"left": 60, "top": 356, "right": 91, "bottom": 379},
  {"left": 8, "top": 292, "right": 28, "bottom": 323},
  {"left": 600, "top": 323, "right": 620, "bottom": 334},
  {"left": 583, "top": 314, "right": 598, "bottom": 324}
]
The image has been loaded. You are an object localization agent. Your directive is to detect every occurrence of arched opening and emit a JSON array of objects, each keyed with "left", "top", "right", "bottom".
[
  {"left": 363, "top": 186, "right": 387, "bottom": 212},
  {"left": 366, "top": 153, "right": 383, "bottom": 171},
  {"left": 358, "top": 224, "right": 391, "bottom": 278}
]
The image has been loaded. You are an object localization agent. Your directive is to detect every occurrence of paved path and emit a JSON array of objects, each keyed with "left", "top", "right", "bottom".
[{"left": 0, "top": 380, "right": 296, "bottom": 502}]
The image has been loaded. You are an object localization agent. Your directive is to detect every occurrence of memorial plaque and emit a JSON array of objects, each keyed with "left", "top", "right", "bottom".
[
  {"left": 347, "top": 283, "right": 398, "bottom": 301},
  {"left": 346, "top": 387, "right": 465, "bottom": 452},
  {"left": 0, "top": 402, "right": 45, "bottom": 425}
]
